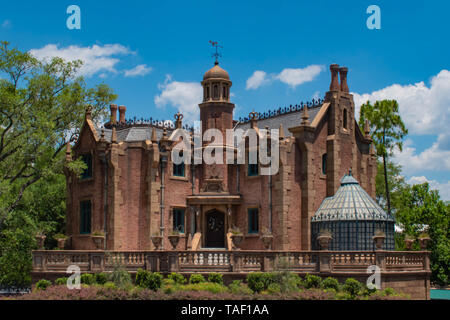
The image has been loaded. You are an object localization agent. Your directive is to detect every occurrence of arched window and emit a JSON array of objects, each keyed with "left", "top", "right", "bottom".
[
  {"left": 343, "top": 109, "right": 348, "bottom": 130},
  {"left": 322, "top": 153, "right": 327, "bottom": 175}
]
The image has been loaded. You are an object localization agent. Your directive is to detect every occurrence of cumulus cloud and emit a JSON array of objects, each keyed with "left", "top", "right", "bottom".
[
  {"left": 352, "top": 70, "right": 450, "bottom": 136},
  {"left": 276, "top": 65, "right": 324, "bottom": 88},
  {"left": 29, "top": 43, "right": 134, "bottom": 77},
  {"left": 407, "top": 176, "right": 450, "bottom": 201},
  {"left": 246, "top": 71, "right": 269, "bottom": 90},
  {"left": 154, "top": 75, "right": 202, "bottom": 122},
  {"left": 124, "top": 64, "right": 152, "bottom": 77},
  {"left": 246, "top": 64, "right": 324, "bottom": 90}
]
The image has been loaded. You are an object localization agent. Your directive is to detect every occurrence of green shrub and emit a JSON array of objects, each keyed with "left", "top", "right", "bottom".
[
  {"left": 168, "top": 272, "right": 186, "bottom": 285},
  {"left": 135, "top": 269, "right": 150, "bottom": 288},
  {"left": 189, "top": 274, "right": 206, "bottom": 284},
  {"left": 147, "top": 272, "right": 163, "bottom": 291},
  {"left": 108, "top": 266, "right": 132, "bottom": 289},
  {"left": 207, "top": 273, "right": 223, "bottom": 285},
  {"left": 304, "top": 274, "right": 322, "bottom": 289},
  {"left": 103, "top": 281, "right": 116, "bottom": 289},
  {"left": 80, "top": 273, "right": 95, "bottom": 285},
  {"left": 55, "top": 277, "right": 68, "bottom": 286},
  {"left": 267, "top": 283, "right": 281, "bottom": 294},
  {"left": 35, "top": 279, "right": 52, "bottom": 291},
  {"left": 228, "top": 280, "right": 253, "bottom": 295},
  {"left": 343, "top": 278, "right": 362, "bottom": 297},
  {"left": 95, "top": 273, "right": 108, "bottom": 285},
  {"left": 181, "top": 282, "right": 228, "bottom": 294},
  {"left": 322, "top": 277, "right": 339, "bottom": 291},
  {"left": 382, "top": 287, "right": 396, "bottom": 296},
  {"left": 246, "top": 272, "right": 276, "bottom": 293}
]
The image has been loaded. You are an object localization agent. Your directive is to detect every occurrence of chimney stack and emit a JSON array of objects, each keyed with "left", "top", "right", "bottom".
[
  {"left": 110, "top": 104, "right": 118, "bottom": 124},
  {"left": 329, "top": 64, "right": 340, "bottom": 91},
  {"left": 118, "top": 105, "right": 126, "bottom": 124},
  {"left": 339, "top": 67, "right": 349, "bottom": 92}
]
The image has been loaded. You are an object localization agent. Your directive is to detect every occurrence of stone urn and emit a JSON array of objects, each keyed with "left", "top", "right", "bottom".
[
  {"left": 91, "top": 235, "right": 105, "bottom": 250},
  {"left": 231, "top": 234, "right": 244, "bottom": 250},
  {"left": 317, "top": 234, "right": 332, "bottom": 250},
  {"left": 151, "top": 235, "right": 163, "bottom": 250},
  {"left": 260, "top": 234, "right": 273, "bottom": 250},
  {"left": 404, "top": 238, "right": 415, "bottom": 250},
  {"left": 168, "top": 234, "right": 180, "bottom": 250},
  {"left": 35, "top": 235, "right": 46, "bottom": 249},
  {"left": 419, "top": 236, "right": 431, "bottom": 250},
  {"left": 56, "top": 238, "right": 67, "bottom": 250},
  {"left": 372, "top": 232, "right": 386, "bottom": 250}
]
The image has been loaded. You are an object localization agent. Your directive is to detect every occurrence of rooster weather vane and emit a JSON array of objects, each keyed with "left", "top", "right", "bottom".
[{"left": 209, "top": 40, "right": 222, "bottom": 65}]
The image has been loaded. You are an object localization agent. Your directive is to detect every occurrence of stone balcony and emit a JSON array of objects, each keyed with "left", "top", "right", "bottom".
[{"left": 31, "top": 249, "right": 431, "bottom": 299}]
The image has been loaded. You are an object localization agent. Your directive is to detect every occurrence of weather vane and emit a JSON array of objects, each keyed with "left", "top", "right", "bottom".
[{"left": 209, "top": 40, "right": 222, "bottom": 65}]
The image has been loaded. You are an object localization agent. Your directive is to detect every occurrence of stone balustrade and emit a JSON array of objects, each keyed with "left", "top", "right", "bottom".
[{"left": 32, "top": 250, "right": 430, "bottom": 275}]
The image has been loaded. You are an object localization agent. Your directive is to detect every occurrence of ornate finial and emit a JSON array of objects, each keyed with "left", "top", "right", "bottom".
[
  {"left": 174, "top": 111, "right": 183, "bottom": 129},
  {"left": 209, "top": 40, "right": 222, "bottom": 65},
  {"left": 151, "top": 127, "right": 157, "bottom": 143},
  {"left": 162, "top": 127, "right": 168, "bottom": 139},
  {"left": 249, "top": 110, "right": 259, "bottom": 120},
  {"left": 85, "top": 105, "right": 92, "bottom": 120},
  {"left": 364, "top": 119, "right": 370, "bottom": 137},
  {"left": 279, "top": 123, "right": 285, "bottom": 140},
  {"left": 100, "top": 128, "right": 106, "bottom": 142},
  {"left": 301, "top": 106, "right": 310, "bottom": 125},
  {"left": 111, "top": 126, "right": 117, "bottom": 144}
]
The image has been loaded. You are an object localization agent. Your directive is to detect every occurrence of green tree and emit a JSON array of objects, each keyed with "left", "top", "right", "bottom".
[
  {"left": 375, "top": 159, "right": 407, "bottom": 212},
  {"left": 359, "top": 100, "right": 408, "bottom": 215},
  {"left": 0, "top": 41, "right": 116, "bottom": 228},
  {"left": 395, "top": 183, "right": 450, "bottom": 285}
]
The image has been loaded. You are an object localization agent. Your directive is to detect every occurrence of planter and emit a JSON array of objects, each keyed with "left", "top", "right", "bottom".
[
  {"left": 231, "top": 234, "right": 244, "bottom": 250},
  {"left": 372, "top": 235, "right": 386, "bottom": 250},
  {"left": 92, "top": 235, "right": 105, "bottom": 250},
  {"left": 419, "top": 237, "right": 431, "bottom": 250},
  {"left": 35, "top": 235, "right": 46, "bottom": 249},
  {"left": 317, "top": 235, "right": 332, "bottom": 250},
  {"left": 404, "top": 238, "right": 415, "bottom": 250},
  {"left": 151, "top": 235, "right": 163, "bottom": 250},
  {"left": 168, "top": 235, "right": 180, "bottom": 250},
  {"left": 56, "top": 238, "right": 67, "bottom": 250},
  {"left": 260, "top": 234, "right": 273, "bottom": 250}
]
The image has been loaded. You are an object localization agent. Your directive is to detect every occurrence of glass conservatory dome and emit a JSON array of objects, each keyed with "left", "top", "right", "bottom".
[{"left": 311, "top": 170, "right": 395, "bottom": 250}]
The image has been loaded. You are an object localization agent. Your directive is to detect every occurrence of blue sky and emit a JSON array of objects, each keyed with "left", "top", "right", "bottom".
[{"left": 1, "top": 0, "right": 449, "bottom": 199}]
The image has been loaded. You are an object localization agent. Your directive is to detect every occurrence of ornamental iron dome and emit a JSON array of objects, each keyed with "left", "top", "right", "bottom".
[{"left": 311, "top": 170, "right": 395, "bottom": 251}]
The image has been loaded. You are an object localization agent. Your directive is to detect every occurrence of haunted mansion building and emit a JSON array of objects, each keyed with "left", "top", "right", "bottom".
[{"left": 64, "top": 62, "right": 388, "bottom": 252}]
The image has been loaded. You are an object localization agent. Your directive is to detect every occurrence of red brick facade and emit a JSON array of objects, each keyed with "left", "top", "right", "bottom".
[{"left": 65, "top": 63, "right": 377, "bottom": 251}]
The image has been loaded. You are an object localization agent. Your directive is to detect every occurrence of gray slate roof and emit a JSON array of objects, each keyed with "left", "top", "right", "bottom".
[{"left": 311, "top": 172, "right": 394, "bottom": 222}]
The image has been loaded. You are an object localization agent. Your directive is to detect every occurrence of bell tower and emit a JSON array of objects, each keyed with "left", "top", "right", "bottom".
[{"left": 198, "top": 61, "right": 235, "bottom": 192}]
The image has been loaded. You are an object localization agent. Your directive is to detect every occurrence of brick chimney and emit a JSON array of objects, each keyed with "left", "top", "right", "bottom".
[
  {"left": 339, "top": 67, "right": 349, "bottom": 92},
  {"left": 329, "top": 64, "right": 340, "bottom": 91},
  {"left": 110, "top": 104, "right": 118, "bottom": 124},
  {"left": 118, "top": 105, "right": 126, "bottom": 124}
]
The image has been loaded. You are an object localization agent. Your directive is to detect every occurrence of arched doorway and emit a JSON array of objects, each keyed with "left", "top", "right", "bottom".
[{"left": 205, "top": 210, "right": 225, "bottom": 248}]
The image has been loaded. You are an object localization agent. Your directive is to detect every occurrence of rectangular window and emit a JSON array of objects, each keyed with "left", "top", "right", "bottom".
[
  {"left": 81, "top": 153, "right": 93, "bottom": 179},
  {"left": 80, "top": 200, "right": 91, "bottom": 234},
  {"left": 173, "top": 208, "right": 185, "bottom": 233},
  {"left": 248, "top": 163, "right": 258, "bottom": 176},
  {"left": 173, "top": 162, "right": 185, "bottom": 177},
  {"left": 248, "top": 208, "right": 259, "bottom": 234}
]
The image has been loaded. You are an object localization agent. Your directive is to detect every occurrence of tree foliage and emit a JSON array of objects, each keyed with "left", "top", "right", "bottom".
[{"left": 394, "top": 183, "right": 450, "bottom": 285}]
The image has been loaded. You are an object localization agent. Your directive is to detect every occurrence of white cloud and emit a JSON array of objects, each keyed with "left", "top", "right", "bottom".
[
  {"left": 407, "top": 176, "right": 450, "bottom": 201},
  {"left": 352, "top": 70, "right": 450, "bottom": 136},
  {"left": 246, "top": 65, "right": 324, "bottom": 90},
  {"left": 124, "top": 64, "right": 152, "bottom": 77},
  {"left": 29, "top": 43, "right": 133, "bottom": 77},
  {"left": 392, "top": 139, "right": 450, "bottom": 175},
  {"left": 276, "top": 65, "right": 324, "bottom": 88},
  {"left": 2, "top": 20, "right": 11, "bottom": 28},
  {"left": 154, "top": 75, "right": 202, "bottom": 122},
  {"left": 246, "top": 71, "right": 269, "bottom": 90},
  {"left": 352, "top": 70, "right": 450, "bottom": 183}
]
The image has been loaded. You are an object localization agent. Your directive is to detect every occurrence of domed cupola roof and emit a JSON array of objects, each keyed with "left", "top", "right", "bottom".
[
  {"left": 203, "top": 62, "right": 230, "bottom": 81},
  {"left": 312, "top": 170, "right": 394, "bottom": 223}
]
